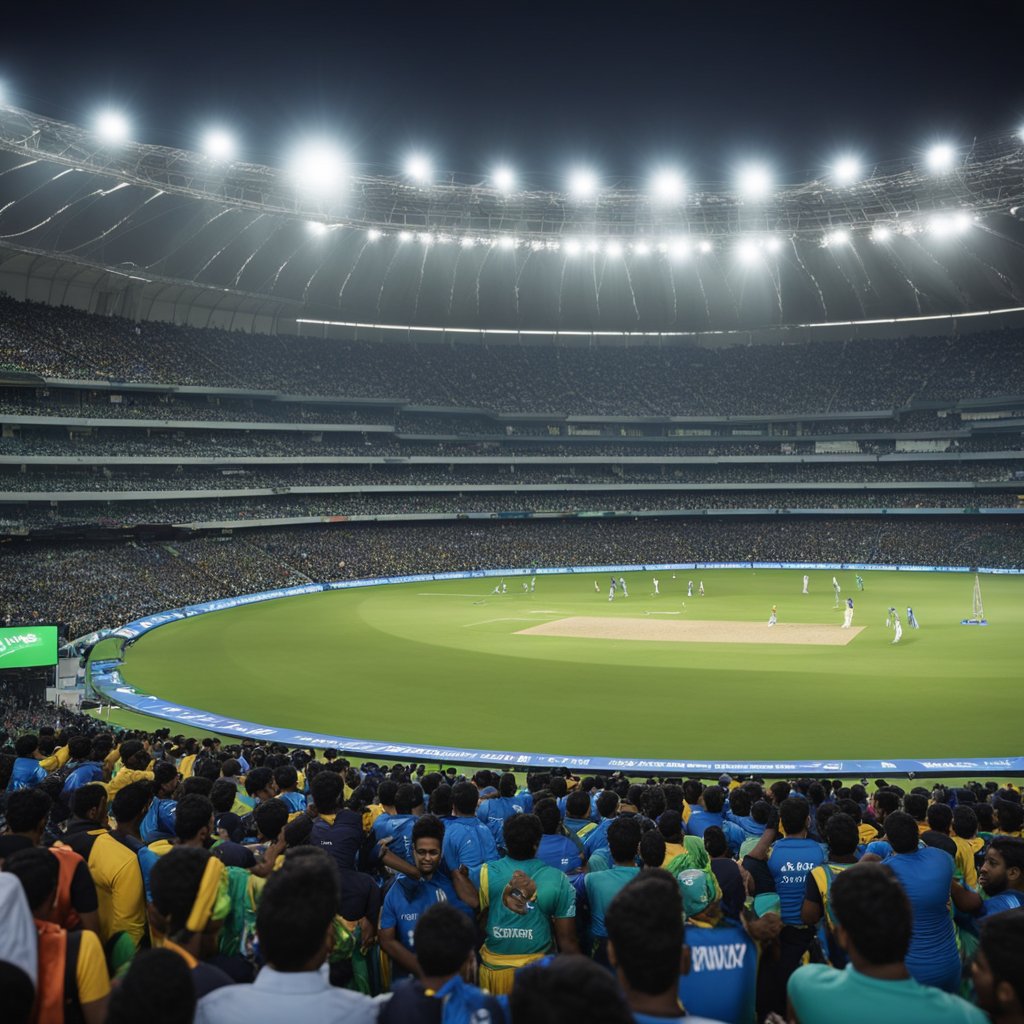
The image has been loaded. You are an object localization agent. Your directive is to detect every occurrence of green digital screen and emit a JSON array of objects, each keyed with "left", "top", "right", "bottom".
[{"left": 0, "top": 626, "right": 59, "bottom": 669}]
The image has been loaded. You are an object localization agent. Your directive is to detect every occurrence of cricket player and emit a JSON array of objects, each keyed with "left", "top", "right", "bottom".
[
  {"left": 907, "top": 606, "right": 919, "bottom": 628},
  {"left": 832, "top": 576, "right": 841, "bottom": 607},
  {"left": 493, "top": 582, "right": 501, "bottom": 595},
  {"left": 501, "top": 580, "right": 507, "bottom": 594},
  {"left": 608, "top": 578, "right": 616, "bottom": 602},
  {"left": 842, "top": 597, "right": 854, "bottom": 629},
  {"left": 530, "top": 576, "right": 536, "bottom": 592},
  {"left": 892, "top": 614, "right": 903, "bottom": 644},
  {"left": 594, "top": 580, "right": 600, "bottom": 593},
  {"left": 885, "top": 607, "right": 896, "bottom": 628},
  {"left": 619, "top": 576, "right": 629, "bottom": 598},
  {"left": 522, "top": 582, "right": 529, "bottom": 593},
  {"left": 653, "top": 577, "right": 660, "bottom": 595},
  {"left": 698, "top": 581, "right": 705, "bottom": 597},
  {"left": 856, "top": 574, "right": 864, "bottom": 591},
  {"left": 768, "top": 604, "right": 778, "bottom": 627},
  {"left": 687, "top": 580, "right": 694, "bottom": 597},
  {"left": 802, "top": 574, "right": 809, "bottom": 595}
]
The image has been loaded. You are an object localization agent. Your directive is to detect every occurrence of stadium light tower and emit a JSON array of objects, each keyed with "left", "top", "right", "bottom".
[
  {"left": 650, "top": 167, "right": 685, "bottom": 203},
  {"left": 567, "top": 167, "right": 599, "bottom": 199},
  {"left": 289, "top": 140, "right": 347, "bottom": 194},
  {"left": 736, "top": 163, "right": 772, "bottom": 200},
  {"left": 491, "top": 165, "right": 516, "bottom": 193},
  {"left": 202, "top": 128, "right": 236, "bottom": 162},
  {"left": 870, "top": 225, "right": 891, "bottom": 242},
  {"left": 832, "top": 155, "right": 862, "bottom": 186},
  {"left": 925, "top": 143, "right": 956, "bottom": 173},
  {"left": 405, "top": 153, "right": 433, "bottom": 184},
  {"left": 95, "top": 109, "right": 130, "bottom": 144}
]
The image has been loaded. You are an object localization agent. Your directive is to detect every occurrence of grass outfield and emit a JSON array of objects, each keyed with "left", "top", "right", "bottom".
[{"left": 104, "top": 569, "right": 1022, "bottom": 763}]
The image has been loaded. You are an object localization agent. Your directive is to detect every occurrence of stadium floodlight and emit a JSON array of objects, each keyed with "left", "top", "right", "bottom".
[
  {"left": 586, "top": 239, "right": 601, "bottom": 254},
  {"left": 95, "top": 109, "right": 130, "bottom": 144},
  {"left": 832, "top": 155, "right": 862, "bottom": 186},
  {"left": 568, "top": 167, "right": 599, "bottom": 199},
  {"left": 736, "top": 239, "right": 760, "bottom": 265},
  {"left": 398, "top": 230, "right": 413, "bottom": 243},
  {"left": 366, "top": 228, "right": 382, "bottom": 241},
  {"left": 650, "top": 167, "right": 685, "bottom": 203},
  {"left": 668, "top": 238, "right": 690, "bottom": 260},
  {"left": 633, "top": 241, "right": 650, "bottom": 256},
  {"left": 491, "top": 165, "right": 516, "bottom": 193},
  {"left": 418, "top": 232, "right": 435, "bottom": 245},
  {"left": 306, "top": 221, "right": 328, "bottom": 237},
  {"left": 564, "top": 239, "right": 582, "bottom": 257},
  {"left": 405, "top": 153, "right": 433, "bottom": 183},
  {"left": 698, "top": 239, "right": 713, "bottom": 254},
  {"left": 202, "top": 128, "right": 236, "bottom": 161},
  {"left": 764, "top": 236, "right": 782, "bottom": 254},
  {"left": 736, "top": 163, "right": 772, "bottom": 199},
  {"left": 925, "top": 143, "right": 956, "bottom": 173},
  {"left": 289, "top": 140, "right": 347, "bottom": 194},
  {"left": 824, "top": 228, "right": 850, "bottom": 247},
  {"left": 870, "top": 225, "right": 892, "bottom": 243},
  {"left": 498, "top": 235, "right": 516, "bottom": 250},
  {"left": 953, "top": 211, "right": 972, "bottom": 232},
  {"left": 460, "top": 236, "right": 476, "bottom": 248},
  {"left": 605, "top": 240, "right": 623, "bottom": 257},
  {"left": 928, "top": 215, "right": 954, "bottom": 237}
]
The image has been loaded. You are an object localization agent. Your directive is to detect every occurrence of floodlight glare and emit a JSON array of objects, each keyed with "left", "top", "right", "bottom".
[
  {"left": 498, "top": 235, "right": 516, "bottom": 250},
  {"left": 764, "top": 236, "right": 782, "bottom": 253},
  {"left": 605, "top": 240, "right": 623, "bottom": 257},
  {"left": 825, "top": 229, "right": 850, "bottom": 247},
  {"left": 926, "top": 143, "right": 956, "bottom": 172},
  {"left": 564, "top": 239, "right": 582, "bottom": 257},
  {"left": 698, "top": 239, "right": 713, "bottom": 254},
  {"left": 306, "top": 222, "right": 328, "bottom": 237},
  {"left": 650, "top": 167, "right": 685, "bottom": 203},
  {"left": 418, "top": 232, "right": 435, "bottom": 245},
  {"left": 405, "top": 153, "right": 432, "bottom": 183},
  {"left": 202, "top": 128, "right": 236, "bottom": 161},
  {"left": 366, "top": 228, "right": 382, "bottom": 241},
  {"left": 870, "top": 225, "right": 891, "bottom": 242},
  {"left": 586, "top": 239, "right": 601, "bottom": 254},
  {"left": 928, "top": 215, "right": 952, "bottom": 237},
  {"left": 568, "top": 168, "right": 599, "bottom": 199},
  {"left": 832, "top": 155, "right": 862, "bottom": 185},
  {"left": 95, "top": 110, "right": 130, "bottom": 144},
  {"left": 953, "top": 211, "right": 972, "bottom": 232},
  {"left": 290, "top": 140, "right": 347, "bottom": 194},
  {"left": 736, "top": 240, "right": 759, "bottom": 265},
  {"left": 633, "top": 241, "right": 651, "bottom": 256},
  {"left": 460, "top": 236, "right": 476, "bottom": 248},
  {"left": 398, "top": 230, "right": 413, "bottom": 243},
  {"left": 669, "top": 239, "right": 690, "bottom": 260},
  {"left": 737, "top": 164, "right": 771, "bottom": 199},
  {"left": 492, "top": 165, "right": 516, "bottom": 192}
]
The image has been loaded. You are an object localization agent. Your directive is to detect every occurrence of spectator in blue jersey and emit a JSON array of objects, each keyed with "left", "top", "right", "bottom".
[
  {"left": 441, "top": 782, "right": 498, "bottom": 874},
  {"left": 582, "top": 791, "right": 621, "bottom": 863},
  {"left": 6, "top": 735, "right": 48, "bottom": 792},
  {"left": 702, "top": 826, "right": 746, "bottom": 922},
  {"left": 723, "top": 786, "right": 764, "bottom": 843},
  {"left": 743, "top": 797, "right": 825, "bottom": 1018},
  {"left": 686, "top": 785, "right": 744, "bottom": 856},
  {"left": 882, "top": 810, "right": 961, "bottom": 992},
  {"left": 380, "top": 903, "right": 508, "bottom": 1024},
  {"left": 372, "top": 782, "right": 420, "bottom": 866},
  {"left": 799, "top": 812, "right": 860, "bottom": 968},
  {"left": 788, "top": 863, "right": 988, "bottom": 1024},
  {"left": 307, "top": 770, "right": 365, "bottom": 873},
  {"left": 972, "top": 909, "right": 1024, "bottom": 1024},
  {"left": 605, "top": 870, "right": 724, "bottom": 1024},
  {"left": 534, "top": 798, "right": 585, "bottom": 875},
  {"left": 477, "top": 772, "right": 526, "bottom": 848},
  {"left": 428, "top": 783, "right": 455, "bottom": 821},
  {"left": 952, "top": 837, "right": 1024, "bottom": 922},
  {"left": 140, "top": 763, "right": 178, "bottom": 843},
  {"left": 584, "top": 816, "right": 642, "bottom": 964},
  {"left": 563, "top": 789, "right": 599, "bottom": 843},
  {"left": 677, "top": 868, "right": 760, "bottom": 1024},
  {"left": 378, "top": 815, "right": 476, "bottom": 986},
  {"left": 272, "top": 765, "right": 306, "bottom": 818}
]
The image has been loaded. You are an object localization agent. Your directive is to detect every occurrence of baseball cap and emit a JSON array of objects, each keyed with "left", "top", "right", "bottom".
[{"left": 677, "top": 869, "right": 714, "bottom": 918}]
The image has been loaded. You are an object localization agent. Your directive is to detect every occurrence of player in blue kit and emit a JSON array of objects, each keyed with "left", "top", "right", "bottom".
[
  {"left": 441, "top": 782, "right": 499, "bottom": 873},
  {"left": 371, "top": 782, "right": 420, "bottom": 865}
]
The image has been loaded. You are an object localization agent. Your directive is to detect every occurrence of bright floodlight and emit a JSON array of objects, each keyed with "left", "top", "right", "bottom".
[
  {"left": 398, "top": 230, "right": 413, "bottom": 243},
  {"left": 568, "top": 167, "right": 599, "bottom": 199},
  {"left": 736, "top": 240, "right": 759, "bottom": 265},
  {"left": 405, "top": 153, "right": 432, "bottom": 183},
  {"left": 737, "top": 164, "right": 771, "bottom": 199},
  {"left": 698, "top": 239, "right": 713, "bottom": 254},
  {"left": 492, "top": 165, "right": 516, "bottom": 192},
  {"left": 764, "top": 236, "right": 782, "bottom": 254},
  {"left": 564, "top": 239, "right": 582, "bottom": 257},
  {"left": 306, "top": 222, "right": 328, "bottom": 237},
  {"left": 832, "top": 155, "right": 862, "bottom": 186},
  {"left": 650, "top": 167, "right": 685, "bottom": 203},
  {"left": 95, "top": 110, "right": 130, "bottom": 144},
  {"left": 953, "top": 211, "right": 972, "bottom": 232},
  {"left": 825, "top": 228, "right": 850, "bottom": 247},
  {"left": 290, "top": 141, "right": 346, "bottom": 194},
  {"left": 366, "top": 228, "right": 382, "bottom": 241},
  {"left": 668, "top": 238, "right": 690, "bottom": 260},
  {"left": 460, "top": 236, "right": 476, "bottom": 248},
  {"left": 871, "top": 225, "right": 891, "bottom": 243},
  {"left": 498, "top": 235, "right": 516, "bottom": 250},
  {"left": 926, "top": 143, "right": 956, "bottom": 172},
  {"left": 605, "top": 240, "right": 623, "bottom": 257},
  {"left": 202, "top": 128, "right": 236, "bottom": 161},
  {"left": 633, "top": 241, "right": 650, "bottom": 255}
]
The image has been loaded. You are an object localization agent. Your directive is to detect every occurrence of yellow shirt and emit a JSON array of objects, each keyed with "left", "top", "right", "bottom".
[
  {"left": 76, "top": 928, "right": 111, "bottom": 1004},
  {"left": 40, "top": 745, "right": 71, "bottom": 774},
  {"left": 106, "top": 768, "right": 155, "bottom": 798}
]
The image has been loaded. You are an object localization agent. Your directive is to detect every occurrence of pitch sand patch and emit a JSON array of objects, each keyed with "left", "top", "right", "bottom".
[{"left": 517, "top": 616, "right": 863, "bottom": 646}]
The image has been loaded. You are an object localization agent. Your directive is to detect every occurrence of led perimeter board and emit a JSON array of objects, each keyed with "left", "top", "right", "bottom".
[{"left": 0, "top": 626, "right": 59, "bottom": 669}]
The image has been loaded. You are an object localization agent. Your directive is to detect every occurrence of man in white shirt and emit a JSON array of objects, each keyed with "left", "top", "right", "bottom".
[{"left": 195, "top": 850, "right": 379, "bottom": 1024}]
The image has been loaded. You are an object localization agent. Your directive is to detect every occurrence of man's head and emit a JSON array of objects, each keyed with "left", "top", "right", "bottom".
[
  {"left": 884, "top": 811, "right": 920, "bottom": 855},
  {"left": 112, "top": 780, "right": 153, "bottom": 827},
  {"left": 728, "top": 787, "right": 752, "bottom": 818},
  {"left": 639, "top": 829, "right": 666, "bottom": 869},
  {"left": 534, "top": 797, "right": 561, "bottom": 837},
  {"left": 411, "top": 814, "right": 445, "bottom": 878},
  {"left": 953, "top": 805, "right": 979, "bottom": 841},
  {"left": 996, "top": 799, "right": 1024, "bottom": 836},
  {"left": 979, "top": 838, "right": 1024, "bottom": 898},
  {"left": 499, "top": 773, "right": 517, "bottom": 799},
  {"left": 657, "top": 809, "right": 683, "bottom": 844},
  {"left": 451, "top": 781, "right": 479, "bottom": 817},
  {"left": 3, "top": 846, "right": 58, "bottom": 916},
  {"left": 219, "top": 758, "right": 241, "bottom": 780},
  {"left": 118, "top": 740, "right": 150, "bottom": 771},
  {"left": 257, "top": 850, "right": 339, "bottom": 972},
  {"left": 925, "top": 802, "right": 953, "bottom": 835},
  {"left": 244, "top": 767, "right": 276, "bottom": 802},
  {"left": 68, "top": 735, "right": 93, "bottom": 761},
  {"left": 149, "top": 846, "right": 224, "bottom": 953},
  {"left": 414, "top": 903, "right": 477, "bottom": 980},
  {"left": 71, "top": 782, "right": 108, "bottom": 823},
  {"left": 701, "top": 786, "right": 725, "bottom": 814},
  {"left": 872, "top": 789, "right": 900, "bottom": 822},
  {"left": 4, "top": 788, "right": 51, "bottom": 841},
  {"left": 504, "top": 813, "right": 543, "bottom": 861},
  {"left": 377, "top": 780, "right": 398, "bottom": 809},
  {"left": 273, "top": 765, "right": 298, "bottom": 792},
  {"left": 310, "top": 770, "right": 343, "bottom": 815},
  {"left": 607, "top": 816, "right": 642, "bottom": 866},
  {"left": 510, "top": 954, "right": 633, "bottom": 1024},
  {"left": 394, "top": 783, "right": 418, "bottom": 816},
  {"left": 596, "top": 790, "right": 620, "bottom": 821},
  {"left": 606, "top": 870, "right": 682, "bottom": 999},
  {"left": 779, "top": 796, "right": 810, "bottom": 837},
  {"left": 831, "top": 864, "right": 911, "bottom": 965},
  {"left": 902, "top": 793, "right": 928, "bottom": 822},
  {"left": 152, "top": 761, "right": 179, "bottom": 798},
  {"left": 254, "top": 798, "right": 289, "bottom": 843},
  {"left": 565, "top": 790, "right": 590, "bottom": 820},
  {"left": 174, "top": 794, "right": 215, "bottom": 844},
  {"left": 825, "top": 813, "right": 860, "bottom": 859},
  {"left": 14, "top": 735, "right": 38, "bottom": 759},
  {"left": 973, "top": 909, "right": 1024, "bottom": 1022}
]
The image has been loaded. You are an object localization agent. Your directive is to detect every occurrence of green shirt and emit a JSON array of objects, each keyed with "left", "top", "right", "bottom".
[
  {"left": 788, "top": 963, "right": 988, "bottom": 1024},
  {"left": 584, "top": 865, "right": 640, "bottom": 938},
  {"left": 476, "top": 856, "right": 576, "bottom": 960}
]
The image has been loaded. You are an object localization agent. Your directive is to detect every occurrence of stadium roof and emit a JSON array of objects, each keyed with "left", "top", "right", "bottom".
[{"left": 2, "top": 104, "right": 1024, "bottom": 335}]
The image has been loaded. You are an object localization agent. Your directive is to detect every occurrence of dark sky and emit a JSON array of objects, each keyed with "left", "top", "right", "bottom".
[{"left": 3, "top": 0, "right": 1022, "bottom": 186}]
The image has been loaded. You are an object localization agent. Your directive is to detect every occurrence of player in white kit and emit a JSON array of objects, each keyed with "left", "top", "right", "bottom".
[
  {"left": 530, "top": 576, "right": 536, "bottom": 592},
  {"left": 892, "top": 615, "right": 903, "bottom": 644},
  {"left": 698, "top": 581, "right": 705, "bottom": 597},
  {"left": 687, "top": 580, "right": 694, "bottom": 597},
  {"left": 653, "top": 577, "right": 660, "bottom": 595},
  {"left": 768, "top": 604, "right": 777, "bottom": 626},
  {"left": 832, "top": 577, "right": 841, "bottom": 607},
  {"left": 802, "top": 574, "right": 809, "bottom": 595},
  {"left": 619, "top": 577, "right": 629, "bottom": 598},
  {"left": 594, "top": 580, "right": 600, "bottom": 593},
  {"left": 842, "top": 597, "right": 854, "bottom": 628}
]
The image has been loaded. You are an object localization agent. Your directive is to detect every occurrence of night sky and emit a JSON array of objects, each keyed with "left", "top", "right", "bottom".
[{"left": 3, "top": 0, "right": 1022, "bottom": 186}]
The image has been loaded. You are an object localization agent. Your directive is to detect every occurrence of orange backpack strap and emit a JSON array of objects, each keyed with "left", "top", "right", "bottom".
[
  {"left": 34, "top": 920, "right": 69, "bottom": 1024},
  {"left": 48, "top": 845, "right": 83, "bottom": 930}
]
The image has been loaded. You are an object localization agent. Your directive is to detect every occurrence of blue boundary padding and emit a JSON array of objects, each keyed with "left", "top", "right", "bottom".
[{"left": 88, "top": 562, "right": 1024, "bottom": 775}]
